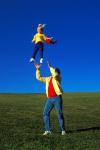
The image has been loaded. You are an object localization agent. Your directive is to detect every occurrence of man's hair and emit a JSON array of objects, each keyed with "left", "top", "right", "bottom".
[{"left": 55, "top": 68, "right": 61, "bottom": 75}]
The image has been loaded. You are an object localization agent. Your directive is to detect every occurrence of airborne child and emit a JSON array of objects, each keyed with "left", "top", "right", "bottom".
[{"left": 29, "top": 24, "right": 56, "bottom": 64}]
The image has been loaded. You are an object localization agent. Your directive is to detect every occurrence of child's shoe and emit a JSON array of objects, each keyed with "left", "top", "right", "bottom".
[
  {"left": 29, "top": 58, "right": 35, "bottom": 63},
  {"left": 40, "top": 58, "right": 43, "bottom": 63}
]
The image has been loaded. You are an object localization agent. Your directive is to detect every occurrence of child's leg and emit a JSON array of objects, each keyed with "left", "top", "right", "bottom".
[
  {"left": 39, "top": 44, "right": 44, "bottom": 59},
  {"left": 32, "top": 44, "right": 39, "bottom": 59},
  {"left": 39, "top": 45, "right": 44, "bottom": 63}
]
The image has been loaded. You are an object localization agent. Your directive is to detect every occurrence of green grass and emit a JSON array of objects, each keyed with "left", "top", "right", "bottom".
[{"left": 0, "top": 93, "right": 100, "bottom": 150}]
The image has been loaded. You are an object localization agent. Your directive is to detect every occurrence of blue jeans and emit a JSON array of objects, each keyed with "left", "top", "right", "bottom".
[
  {"left": 43, "top": 96, "right": 65, "bottom": 131},
  {"left": 32, "top": 42, "right": 44, "bottom": 59}
]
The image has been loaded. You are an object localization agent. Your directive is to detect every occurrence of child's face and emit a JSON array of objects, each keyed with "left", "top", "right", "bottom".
[{"left": 37, "top": 27, "right": 43, "bottom": 33}]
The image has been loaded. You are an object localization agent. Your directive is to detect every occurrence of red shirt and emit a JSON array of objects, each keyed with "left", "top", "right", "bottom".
[{"left": 48, "top": 77, "right": 57, "bottom": 98}]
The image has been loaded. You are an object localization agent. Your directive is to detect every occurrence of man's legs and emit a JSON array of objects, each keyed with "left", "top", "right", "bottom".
[
  {"left": 54, "top": 96, "right": 65, "bottom": 131},
  {"left": 43, "top": 99, "right": 54, "bottom": 131}
]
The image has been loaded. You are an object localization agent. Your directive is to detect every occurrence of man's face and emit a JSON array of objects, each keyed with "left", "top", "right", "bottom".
[{"left": 54, "top": 69, "right": 59, "bottom": 77}]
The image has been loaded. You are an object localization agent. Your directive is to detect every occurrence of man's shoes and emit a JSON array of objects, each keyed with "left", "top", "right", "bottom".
[
  {"left": 61, "top": 131, "right": 66, "bottom": 135},
  {"left": 40, "top": 58, "right": 43, "bottom": 63},
  {"left": 43, "top": 131, "right": 51, "bottom": 135},
  {"left": 29, "top": 58, "right": 35, "bottom": 63},
  {"left": 43, "top": 130, "right": 66, "bottom": 135}
]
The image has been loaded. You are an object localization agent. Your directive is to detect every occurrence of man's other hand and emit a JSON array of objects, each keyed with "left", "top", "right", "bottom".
[{"left": 47, "top": 61, "right": 51, "bottom": 68}]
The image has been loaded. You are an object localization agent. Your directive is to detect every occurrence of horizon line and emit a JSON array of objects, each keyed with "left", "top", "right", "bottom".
[{"left": 0, "top": 91, "right": 100, "bottom": 94}]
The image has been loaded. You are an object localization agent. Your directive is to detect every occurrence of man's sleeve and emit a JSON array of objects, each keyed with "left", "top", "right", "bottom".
[
  {"left": 36, "top": 69, "right": 46, "bottom": 83},
  {"left": 50, "top": 67, "right": 56, "bottom": 77}
]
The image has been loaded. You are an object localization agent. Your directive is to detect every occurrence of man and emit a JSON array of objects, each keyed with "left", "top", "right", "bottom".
[{"left": 34, "top": 62, "right": 66, "bottom": 135}]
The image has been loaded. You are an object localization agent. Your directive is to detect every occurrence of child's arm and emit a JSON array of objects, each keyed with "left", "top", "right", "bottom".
[
  {"left": 43, "top": 34, "right": 49, "bottom": 41},
  {"left": 32, "top": 35, "right": 36, "bottom": 43},
  {"left": 43, "top": 35, "right": 56, "bottom": 44}
]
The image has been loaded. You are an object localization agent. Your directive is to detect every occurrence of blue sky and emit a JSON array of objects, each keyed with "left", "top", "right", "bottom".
[{"left": 0, "top": 0, "right": 100, "bottom": 93}]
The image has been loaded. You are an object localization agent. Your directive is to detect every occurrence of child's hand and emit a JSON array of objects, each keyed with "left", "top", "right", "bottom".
[
  {"left": 32, "top": 39, "right": 35, "bottom": 43},
  {"left": 45, "top": 37, "right": 57, "bottom": 44},
  {"left": 34, "top": 63, "right": 41, "bottom": 69}
]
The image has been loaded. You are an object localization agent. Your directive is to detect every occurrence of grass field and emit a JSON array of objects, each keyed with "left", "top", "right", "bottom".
[{"left": 0, "top": 93, "right": 100, "bottom": 150}]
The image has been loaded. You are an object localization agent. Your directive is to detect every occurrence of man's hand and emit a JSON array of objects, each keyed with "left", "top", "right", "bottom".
[{"left": 34, "top": 63, "right": 41, "bottom": 69}]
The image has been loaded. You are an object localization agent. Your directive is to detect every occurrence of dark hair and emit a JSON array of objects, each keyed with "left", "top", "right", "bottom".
[
  {"left": 40, "top": 27, "right": 43, "bottom": 32},
  {"left": 55, "top": 68, "right": 61, "bottom": 75}
]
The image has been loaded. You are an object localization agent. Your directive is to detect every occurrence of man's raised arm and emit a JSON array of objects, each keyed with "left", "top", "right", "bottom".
[
  {"left": 47, "top": 61, "right": 56, "bottom": 77},
  {"left": 34, "top": 64, "right": 46, "bottom": 83}
]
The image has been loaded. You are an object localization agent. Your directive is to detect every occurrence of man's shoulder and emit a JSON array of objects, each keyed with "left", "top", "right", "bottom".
[{"left": 46, "top": 76, "right": 52, "bottom": 80}]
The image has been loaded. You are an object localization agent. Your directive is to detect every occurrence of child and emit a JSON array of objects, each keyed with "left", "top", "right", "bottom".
[{"left": 29, "top": 24, "right": 56, "bottom": 63}]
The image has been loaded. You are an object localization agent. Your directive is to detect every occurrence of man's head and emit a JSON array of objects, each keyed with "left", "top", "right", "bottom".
[
  {"left": 47, "top": 61, "right": 61, "bottom": 77},
  {"left": 55, "top": 68, "right": 61, "bottom": 76}
]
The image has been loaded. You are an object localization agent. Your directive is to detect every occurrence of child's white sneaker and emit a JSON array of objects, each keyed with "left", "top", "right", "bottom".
[
  {"left": 40, "top": 58, "right": 43, "bottom": 63},
  {"left": 43, "top": 131, "right": 51, "bottom": 135},
  {"left": 29, "top": 58, "right": 35, "bottom": 63},
  {"left": 61, "top": 131, "right": 66, "bottom": 135}
]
